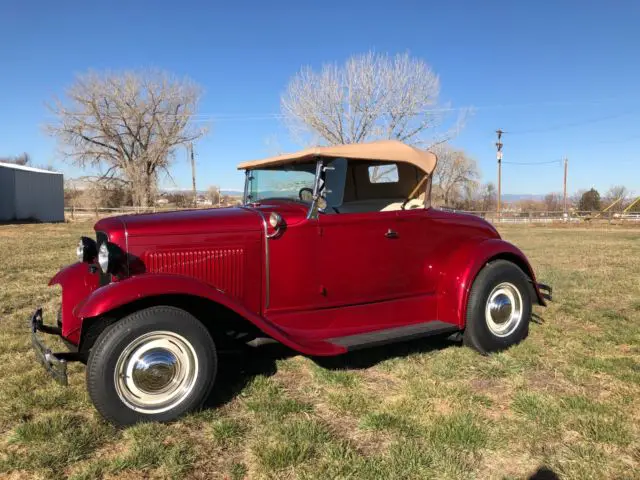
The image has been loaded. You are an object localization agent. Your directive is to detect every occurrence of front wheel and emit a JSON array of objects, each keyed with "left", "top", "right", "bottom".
[
  {"left": 463, "top": 260, "right": 532, "bottom": 354},
  {"left": 86, "top": 306, "right": 217, "bottom": 426}
]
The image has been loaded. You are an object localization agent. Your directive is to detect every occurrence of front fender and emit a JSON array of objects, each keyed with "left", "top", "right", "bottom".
[
  {"left": 74, "top": 273, "right": 345, "bottom": 356},
  {"left": 437, "top": 239, "right": 543, "bottom": 327},
  {"left": 49, "top": 262, "right": 100, "bottom": 343}
]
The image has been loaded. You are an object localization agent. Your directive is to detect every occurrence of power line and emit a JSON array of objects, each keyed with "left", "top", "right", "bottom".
[
  {"left": 505, "top": 110, "right": 637, "bottom": 135},
  {"left": 502, "top": 159, "right": 562, "bottom": 166},
  {"left": 595, "top": 133, "right": 640, "bottom": 144},
  {"left": 43, "top": 98, "right": 640, "bottom": 122}
]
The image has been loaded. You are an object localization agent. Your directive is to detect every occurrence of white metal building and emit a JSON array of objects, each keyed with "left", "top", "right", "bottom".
[{"left": 0, "top": 162, "right": 64, "bottom": 222}]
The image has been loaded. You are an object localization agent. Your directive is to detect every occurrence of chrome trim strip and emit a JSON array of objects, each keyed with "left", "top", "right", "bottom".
[
  {"left": 327, "top": 321, "right": 458, "bottom": 351},
  {"left": 306, "top": 159, "right": 324, "bottom": 220},
  {"left": 240, "top": 206, "right": 270, "bottom": 310},
  {"left": 122, "top": 218, "right": 130, "bottom": 278},
  {"left": 243, "top": 170, "right": 250, "bottom": 204}
]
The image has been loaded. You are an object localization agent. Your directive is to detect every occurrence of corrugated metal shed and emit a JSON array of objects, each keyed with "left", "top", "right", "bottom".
[{"left": 0, "top": 162, "right": 64, "bottom": 222}]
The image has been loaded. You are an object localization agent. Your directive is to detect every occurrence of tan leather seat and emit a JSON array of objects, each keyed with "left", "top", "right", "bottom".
[{"left": 381, "top": 198, "right": 425, "bottom": 211}]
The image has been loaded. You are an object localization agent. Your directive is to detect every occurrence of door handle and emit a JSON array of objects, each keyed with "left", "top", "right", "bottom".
[{"left": 385, "top": 229, "right": 399, "bottom": 239}]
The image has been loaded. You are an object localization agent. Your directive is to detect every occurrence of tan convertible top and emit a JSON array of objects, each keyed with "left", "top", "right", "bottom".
[{"left": 237, "top": 140, "right": 437, "bottom": 174}]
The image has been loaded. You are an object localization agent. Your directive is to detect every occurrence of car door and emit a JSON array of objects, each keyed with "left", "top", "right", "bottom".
[
  {"left": 391, "top": 208, "right": 437, "bottom": 297},
  {"left": 316, "top": 206, "right": 439, "bottom": 335},
  {"left": 318, "top": 210, "right": 402, "bottom": 307}
]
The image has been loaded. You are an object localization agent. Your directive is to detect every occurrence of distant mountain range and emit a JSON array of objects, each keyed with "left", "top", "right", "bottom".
[
  {"left": 65, "top": 180, "right": 245, "bottom": 197},
  {"left": 160, "top": 188, "right": 243, "bottom": 197},
  {"left": 501, "top": 194, "right": 546, "bottom": 202}
]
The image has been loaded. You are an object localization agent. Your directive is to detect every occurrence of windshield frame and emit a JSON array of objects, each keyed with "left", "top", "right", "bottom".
[{"left": 242, "top": 158, "right": 323, "bottom": 212}]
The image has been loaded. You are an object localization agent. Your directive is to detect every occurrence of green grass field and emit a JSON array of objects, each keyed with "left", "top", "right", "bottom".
[{"left": 0, "top": 222, "right": 638, "bottom": 479}]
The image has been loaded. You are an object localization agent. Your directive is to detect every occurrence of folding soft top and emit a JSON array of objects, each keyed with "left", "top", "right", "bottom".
[{"left": 237, "top": 140, "right": 437, "bottom": 175}]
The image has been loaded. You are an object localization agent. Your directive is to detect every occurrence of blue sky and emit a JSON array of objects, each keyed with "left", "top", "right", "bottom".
[{"left": 1, "top": 0, "right": 639, "bottom": 195}]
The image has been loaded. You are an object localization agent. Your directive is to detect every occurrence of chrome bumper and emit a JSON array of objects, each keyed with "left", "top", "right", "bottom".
[
  {"left": 537, "top": 283, "right": 553, "bottom": 302},
  {"left": 30, "top": 308, "right": 80, "bottom": 386}
]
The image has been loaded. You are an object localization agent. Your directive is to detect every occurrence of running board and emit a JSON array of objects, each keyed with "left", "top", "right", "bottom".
[{"left": 327, "top": 321, "right": 459, "bottom": 351}]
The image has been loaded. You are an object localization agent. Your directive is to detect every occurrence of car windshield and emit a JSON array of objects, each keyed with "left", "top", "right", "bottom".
[{"left": 245, "top": 163, "right": 317, "bottom": 203}]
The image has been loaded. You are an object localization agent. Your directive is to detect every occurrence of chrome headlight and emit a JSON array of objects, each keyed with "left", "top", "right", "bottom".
[
  {"left": 76, "top": 236, "right": 97, "bottom": 263},
  {"left": 269, "top": 212, "right": 282, "bottom": 228},
  {"left": 98, "top": 242, "right": 110, "bottom": 273}
]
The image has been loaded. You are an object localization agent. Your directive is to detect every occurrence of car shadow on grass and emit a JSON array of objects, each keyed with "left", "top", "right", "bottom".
[
  {"left": 529, "top": 466, "right": 560, "bottom": 479},
  {"left": 313, "top": 333, "right": 459, "bottom": 370},
  {"left": 204, "top": 333, "right": 458, "bottom": 409},
  {"left": 203, "top": 342, "right": 294, "bottom": 409}
]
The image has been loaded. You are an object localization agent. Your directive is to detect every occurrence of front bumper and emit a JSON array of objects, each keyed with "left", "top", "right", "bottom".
[
  {"left": 537, "top": 282, "right": 553, "bottom": 302},
  {"left": 30, "top": 308, "right": 82, "bottom": 386}
]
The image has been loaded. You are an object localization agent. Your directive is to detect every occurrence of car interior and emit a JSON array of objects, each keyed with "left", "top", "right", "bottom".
[{"left": 326, "top": 160, "right": 430, "bottom": 214}]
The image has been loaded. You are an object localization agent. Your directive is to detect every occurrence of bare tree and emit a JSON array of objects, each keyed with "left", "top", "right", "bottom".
[
  {"left": 0, "top": 153, "right": 31, "bottom": 165},
  {"left": 479, "top": 182, "right": 497, "bottom": 212},
  {"left": 282, "top": 52, "right": 465, "bottom": 148},
  {"left": 570, "top": 189, "right": 586, "bottom": 211},
  {"left": 431, "top": 144, "right": 479, "bottom": 206},
  {"left": 544, "top": 192, "right": 562, "bottom": 211},
  {"left": 604, "top": 185, "right": 628, "bottom": 212},
  {"left": 47, "top": 70, "right": 206, "bottom": 207},
  {"left": 207, "top": 186, "right": 221, "bottom": 207}
]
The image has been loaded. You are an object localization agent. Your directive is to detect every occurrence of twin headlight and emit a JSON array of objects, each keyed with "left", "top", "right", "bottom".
[
  {"left": 98, "top": 242, "right": 111, "bottom": 273},
  {"left": 76, "top": 236, "right": 97, "bottom": 263},
  {"left": 77, "top": 236, "right": 117, "bottom": 274}
]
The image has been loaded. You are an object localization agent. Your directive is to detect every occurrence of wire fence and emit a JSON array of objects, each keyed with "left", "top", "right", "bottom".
[
  {"left": 64, "top": 204, "right": 240, "bottom": 220},
  {"left": 64, "top": 206, "right": 640, "bottom": 224},
  {"left": 439, "top": 209, "right": 640, "bottom": 224}
]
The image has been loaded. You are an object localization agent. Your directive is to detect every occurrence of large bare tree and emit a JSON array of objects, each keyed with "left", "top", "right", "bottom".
[
  {"left": 431, "top": 144, "right": 479, "bottom": 206},
  {"left": 47, "top": 70, "right": 205, "bottom": 206},
  {"left": 281, "top": 52, "right": 463, "bottom": 147}
]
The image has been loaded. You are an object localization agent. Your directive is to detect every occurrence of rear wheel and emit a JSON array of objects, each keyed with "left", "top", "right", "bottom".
[
  {"left": 87, "top": 306, "right": 217, "bottom": 426},
  {"left": 463, "top": 260, "right": 532, "bottom": 354}
]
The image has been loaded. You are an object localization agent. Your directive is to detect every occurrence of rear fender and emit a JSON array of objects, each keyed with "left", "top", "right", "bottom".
[
  {"left": 437, "top": 239, "right": 543, "bottom": 328},
  {"left": 74, "top": 273, "right": 345, "bottom": 356}
]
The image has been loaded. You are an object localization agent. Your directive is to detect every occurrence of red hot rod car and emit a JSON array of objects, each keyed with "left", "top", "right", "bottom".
[{"left": 31, "top": 140, "right": 551, "bottom": 426}]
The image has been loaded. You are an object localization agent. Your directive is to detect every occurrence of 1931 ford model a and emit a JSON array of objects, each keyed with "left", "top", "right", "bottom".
[{"left": 31, "top": 140, "right": 551, "bottom": 426}]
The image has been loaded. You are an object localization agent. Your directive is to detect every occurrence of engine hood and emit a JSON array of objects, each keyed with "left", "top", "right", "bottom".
[{"left": 96, "top": 207, "right": 263, "bottom": 239}]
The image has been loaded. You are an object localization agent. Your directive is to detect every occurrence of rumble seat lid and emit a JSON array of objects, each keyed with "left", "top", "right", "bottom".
[{"left": 237, "top": 140, "right": 437, "bottom": 174}]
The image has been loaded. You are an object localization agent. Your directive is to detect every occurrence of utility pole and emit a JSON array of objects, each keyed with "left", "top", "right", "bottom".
[
  {"left": 189, "top": 143, "right": 197, "bottom": 208},
  {"left": 496, "top": 130, "right": 504, "bottom": 216},
  {"left": 563, "top": 157, "right": 568, "bottom": 213}
]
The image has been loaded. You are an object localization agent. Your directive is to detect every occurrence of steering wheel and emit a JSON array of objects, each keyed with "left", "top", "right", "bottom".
[{"left": 299, "top": 187, "right": 314, "bottom": 202}]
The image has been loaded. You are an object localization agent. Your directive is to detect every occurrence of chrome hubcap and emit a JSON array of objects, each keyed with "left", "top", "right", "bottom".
[
  {"left": 485, "top": 282, "right": 523, "bottom": 337},
  {"left": 131, "top": 349, "right": 178, "bottom": 393},
  {"left": 114, "top": 331, "right": 198, "bottom": 413}
]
